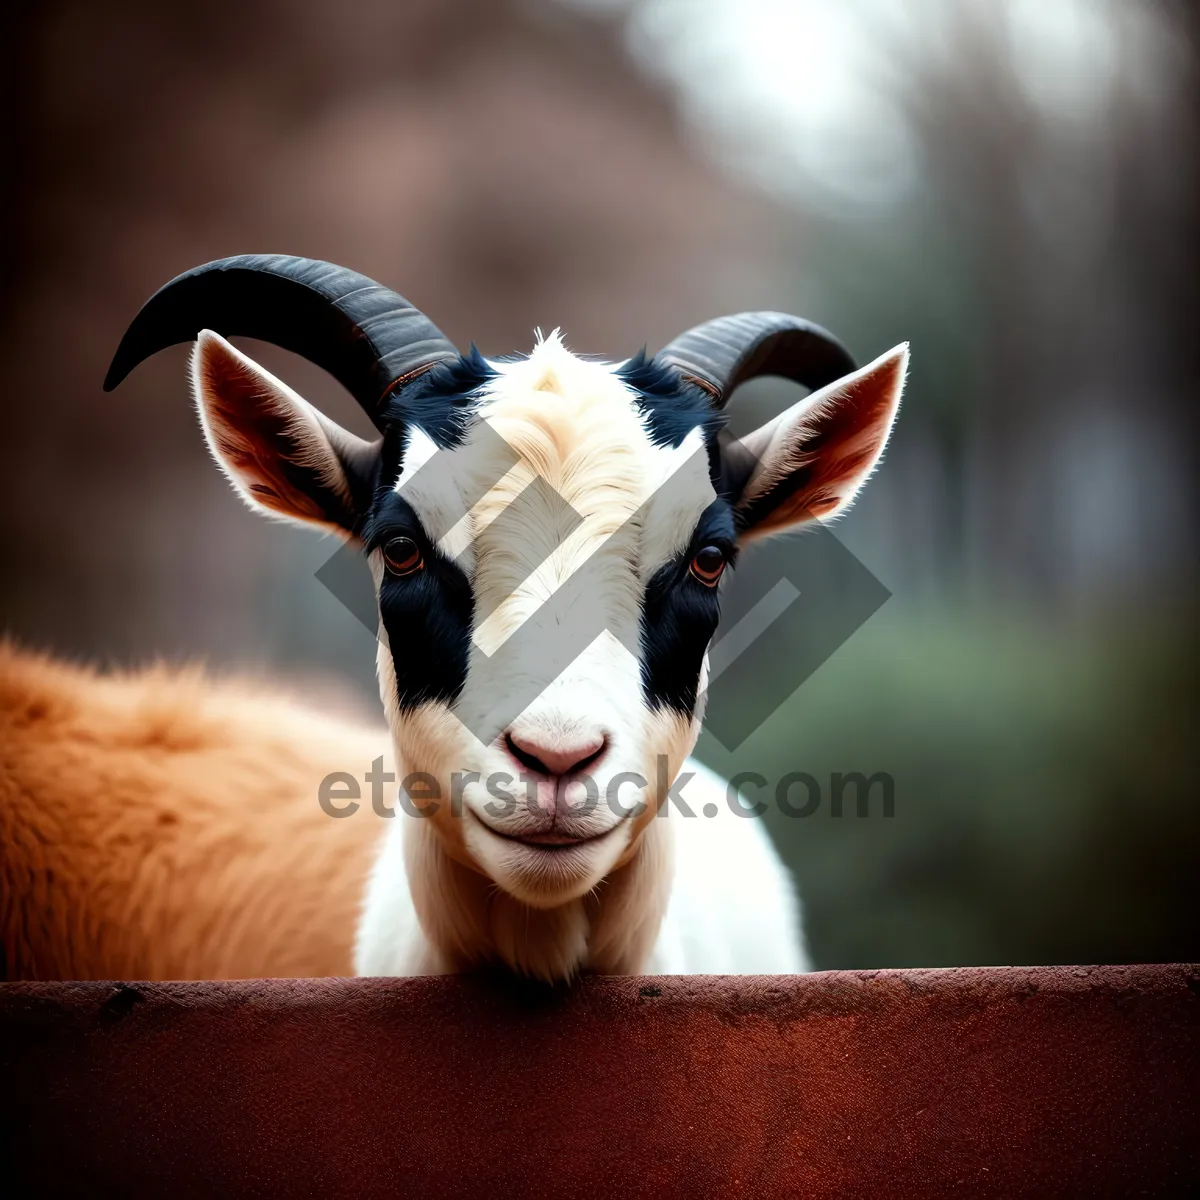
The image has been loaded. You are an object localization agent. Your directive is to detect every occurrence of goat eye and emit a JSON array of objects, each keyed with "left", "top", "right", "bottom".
[
  {"left": 383, "top": 536, "right": 423, "bottom": 576},
  {"left": 689, "top": 545, "right": 726, "bottom": 587}
]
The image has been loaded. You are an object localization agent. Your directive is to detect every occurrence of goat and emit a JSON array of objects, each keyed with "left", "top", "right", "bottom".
[{"left": 9, "top": 254, "right": 906, "bottom": 983}]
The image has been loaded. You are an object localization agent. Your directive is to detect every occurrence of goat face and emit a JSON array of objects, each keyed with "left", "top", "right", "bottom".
[
  {"left": 107, "top": 256, "right": 907, "bottom": 909},
  {"left": 364, "top": 335, "right": 727, "bottom": 907}
]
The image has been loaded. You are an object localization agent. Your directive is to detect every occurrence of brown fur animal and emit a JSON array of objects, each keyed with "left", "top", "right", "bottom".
[{"left": 0, "top": 642, "right": 385, "bottom": 980}]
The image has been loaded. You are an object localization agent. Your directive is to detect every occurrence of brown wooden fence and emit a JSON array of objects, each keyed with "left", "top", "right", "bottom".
[{"left": 2, "top": 965, "right": 1197, "bottom": 1196}]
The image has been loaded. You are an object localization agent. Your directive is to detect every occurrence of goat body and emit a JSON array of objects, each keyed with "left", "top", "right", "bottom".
[{"left": 0, "top": 643, "right": 380, "bottom": 980}]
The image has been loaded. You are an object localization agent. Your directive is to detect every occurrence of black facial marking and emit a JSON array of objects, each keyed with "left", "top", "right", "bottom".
[
  {"left": 381, "top": 344, "right": 497, "bottom": 451},
  {"left": 639, "top": 499, "right": 738, "bottom": 716},
  {"left": 352, "top": 347, "right": 502, "bottom": 709},
  {"left": 361, "top": 489, "right": 474, "bottom": 712},
  {"left": 618, "top": 351, "right": 725, "bottom": 451}
]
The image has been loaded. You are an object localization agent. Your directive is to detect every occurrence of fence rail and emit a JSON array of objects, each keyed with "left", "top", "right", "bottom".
[{"left": 2, "top": 965, "right": 1197, "bottom": 1197}]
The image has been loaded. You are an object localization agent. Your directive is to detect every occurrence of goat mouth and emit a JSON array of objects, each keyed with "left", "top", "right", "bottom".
[{"left": 472, "top": 815, "right": 615, "bottom": 851}]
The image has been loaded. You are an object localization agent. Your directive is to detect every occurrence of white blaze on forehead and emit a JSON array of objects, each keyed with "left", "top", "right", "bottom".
[{"left": 467, "top": 337, "right": 651, "bottom": 653}]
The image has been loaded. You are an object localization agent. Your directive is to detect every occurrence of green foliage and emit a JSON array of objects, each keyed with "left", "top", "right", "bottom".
[{"left": 697, "top": 606, "right": 1199, "bottom": 968}]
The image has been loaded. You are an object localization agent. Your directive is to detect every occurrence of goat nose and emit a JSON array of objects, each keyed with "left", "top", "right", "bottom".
[{"left": 504, "top": 729, "right": 608, "bottom": 778}]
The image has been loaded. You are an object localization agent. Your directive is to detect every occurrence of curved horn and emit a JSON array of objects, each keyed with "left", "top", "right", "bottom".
[
  {"left": 103, "top": 254, "right": 459, "bottom": 428},
  {"left": 656, "top": 312, "right": 856, "bottom": 407}
]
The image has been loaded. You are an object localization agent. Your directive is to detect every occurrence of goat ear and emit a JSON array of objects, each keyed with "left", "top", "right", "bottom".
[
  {"left": 191, "top": 330, "right": 380, "bottom": 535},
  {"left": 725, "top": 344, "right": 908, "bottom": 540}
]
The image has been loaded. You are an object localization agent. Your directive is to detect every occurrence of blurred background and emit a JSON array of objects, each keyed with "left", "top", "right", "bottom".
[{"left": 3, "top": 0, "right": 1196, "bottom": 969}]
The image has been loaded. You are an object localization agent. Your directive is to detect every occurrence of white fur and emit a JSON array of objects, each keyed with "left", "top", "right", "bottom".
[{"left": 354, "top": 758, "right": 809, "bottom": 976}]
